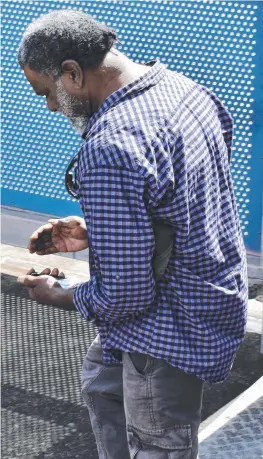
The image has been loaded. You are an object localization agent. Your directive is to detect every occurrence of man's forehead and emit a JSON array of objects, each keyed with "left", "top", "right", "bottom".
[{"left": 23, "top": 66, "right": 54, "bottom": 92}]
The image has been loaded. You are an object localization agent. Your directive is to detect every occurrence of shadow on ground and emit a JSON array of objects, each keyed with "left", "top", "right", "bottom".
[{"left": 1, "top": 274, "right": 263, "bottom": 459}]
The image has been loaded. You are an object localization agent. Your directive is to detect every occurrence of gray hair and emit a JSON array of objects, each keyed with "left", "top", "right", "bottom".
[{"left": 18, "top": 9, "right": 117, "bottom": 76}]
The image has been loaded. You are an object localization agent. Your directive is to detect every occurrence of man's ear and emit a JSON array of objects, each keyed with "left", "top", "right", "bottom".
[{"left": 60, "top": 60, "right": 84, "bottom": 90}]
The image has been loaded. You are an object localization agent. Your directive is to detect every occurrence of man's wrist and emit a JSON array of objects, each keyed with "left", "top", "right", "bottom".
[{"left": 52, "top": 287, "right": 76, "bottom": 311}]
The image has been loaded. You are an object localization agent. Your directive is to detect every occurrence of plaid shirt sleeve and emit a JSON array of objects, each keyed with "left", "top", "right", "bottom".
[{"left": 73, "top": 165, "right": 156, "bottom": 323}]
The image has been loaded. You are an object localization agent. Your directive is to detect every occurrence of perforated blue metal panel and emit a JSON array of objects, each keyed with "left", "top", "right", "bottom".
[{"left": 1, "top": 1, "right": 263, "bottom": 251}]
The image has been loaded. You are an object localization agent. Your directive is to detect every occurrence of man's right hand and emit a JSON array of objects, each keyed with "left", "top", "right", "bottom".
[{"left": 28, "top": 216, "right": 89, "bottom": 255}]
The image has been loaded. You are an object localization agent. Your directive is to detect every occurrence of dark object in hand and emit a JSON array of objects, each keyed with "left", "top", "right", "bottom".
[
  {"left": 30, "top": 272, "right": 65, "bottom": 280},
  {"left": 35, "top": 232, "right": 52, "bottom": 251}
]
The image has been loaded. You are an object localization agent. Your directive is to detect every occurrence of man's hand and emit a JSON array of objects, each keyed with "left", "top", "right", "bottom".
[
  {"left": 28, "top": 216, "right": 89, "bottom": 255},
  {"left": 17, "top": 268, "right": 75, "bottom": 309}
]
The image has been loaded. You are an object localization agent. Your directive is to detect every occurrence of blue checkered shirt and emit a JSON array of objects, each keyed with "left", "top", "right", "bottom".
[{"left": 73, "top": 61, "right": 247, "bottom": 383}]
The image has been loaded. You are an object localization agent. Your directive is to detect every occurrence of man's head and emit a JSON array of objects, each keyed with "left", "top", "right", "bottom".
[{"left": 18, "top": 10, "right": 117, "bottom": 133}]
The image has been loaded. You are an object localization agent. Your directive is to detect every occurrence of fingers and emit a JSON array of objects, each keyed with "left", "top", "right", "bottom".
[
  {"left": 25, "top": 268, "right": 65, "bottom": 278},
  {"left": 39, "top": 268, "right": 52, "bottom": 275},
  {"left": 29, "top": 244, "right": 55, "bottom": 256},
  {"left": 49, "top": 216, "right": 81, "bottom": 223},
  {"left": 47, "top": 268, "right": 65, "bottom": 278},
  {"left": 47, "top": 218, "right": 59, "bottom": 225},
  {"left": 27, "top": 268, "right": 51, "bottom": 276},
  {"left": 48, "top": 216, "right": 85, "bottom": 228},
  {"left": 34, "top": 247, "right": 58, "bottom": 256},
  {"left": 54, "top": 271, "right": 65, "bottom": 278},
  {"left": 48, "top": 218, "right": 79, "bottom": 229},
  {"left": 50, "top": 268, "right": 59, "bottom": 277}
]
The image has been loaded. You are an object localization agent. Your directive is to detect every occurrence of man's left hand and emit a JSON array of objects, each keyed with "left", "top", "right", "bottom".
[
  {"left": 17, "top": 268, "right": 76, "bottom": 310},
  {"left": 17, "top": 270, "right": 62, "bottom": 305}
]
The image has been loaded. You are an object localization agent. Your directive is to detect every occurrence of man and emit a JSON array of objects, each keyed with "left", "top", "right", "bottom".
[{"left": 17, "top": 9, "right": 248, "bottom": 459}]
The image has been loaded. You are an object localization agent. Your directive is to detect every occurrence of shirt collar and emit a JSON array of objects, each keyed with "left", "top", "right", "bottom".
[{"left": 81, "top": 60, "right": 167, "bottom": 139}]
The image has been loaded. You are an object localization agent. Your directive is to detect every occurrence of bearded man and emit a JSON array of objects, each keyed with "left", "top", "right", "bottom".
[{"left": 17, "top": 10, "right": 247, "bottom": 459}]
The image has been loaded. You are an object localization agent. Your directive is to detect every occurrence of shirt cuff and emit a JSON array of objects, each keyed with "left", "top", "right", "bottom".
[{"left": 73, "top": 282, "right": 96, "bottom": 322}]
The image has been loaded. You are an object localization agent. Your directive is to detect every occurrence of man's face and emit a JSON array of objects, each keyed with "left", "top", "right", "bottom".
[
  {"left": 23, "top": 66, "right": 92, "bottom": 134},
  {"left": 55, "top": 78, "right": 91, "bottom": 134}
]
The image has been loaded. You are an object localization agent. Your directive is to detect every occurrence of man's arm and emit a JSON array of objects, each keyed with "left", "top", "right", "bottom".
[
  {"left": 18, "top": 167, "right": 156, "bottom": 319},
  {"left": 73, "top": 166, "right": 156, "bottom": 323},
  {"left": 17, "top": 273, "right": 76, "bottom": 310}
]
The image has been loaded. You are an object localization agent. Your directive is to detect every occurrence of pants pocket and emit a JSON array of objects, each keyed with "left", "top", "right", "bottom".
[
  {"left": 126, "top": 352, "right": 150, "bottom": 375},
  {"left": 127, "top": 423, "right": 192, "bottom": 459},
  {"left": 124, "top": 351, "right": 155, "bottom": 377}
]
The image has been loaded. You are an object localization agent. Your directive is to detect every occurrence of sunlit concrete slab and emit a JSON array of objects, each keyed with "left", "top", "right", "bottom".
[
  {"left": 199, "top": 377, "right": 263, "bottom": 459},
  {"left": 1, "top": 243, "right": 90, "bottom": 282}
]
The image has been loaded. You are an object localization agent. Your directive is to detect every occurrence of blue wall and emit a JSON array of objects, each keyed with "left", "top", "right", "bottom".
[{"left": 2, "top": 1, "right": 263, "bottom": 251}]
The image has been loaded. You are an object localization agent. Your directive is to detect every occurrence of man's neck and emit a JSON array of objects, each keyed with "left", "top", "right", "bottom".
[{"left": 89, "top": 50, "right": 151, "bottom": 111}]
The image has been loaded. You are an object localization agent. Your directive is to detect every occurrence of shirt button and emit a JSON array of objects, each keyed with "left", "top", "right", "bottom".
[{"left": 116, "top": 275, "right": 120, "bottom": 281}]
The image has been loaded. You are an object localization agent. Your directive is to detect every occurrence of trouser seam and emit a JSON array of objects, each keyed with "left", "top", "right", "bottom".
[
  {"left": 86, "top": 392, "right": 108, "bottom": 459},
  {"left": 146, "top": 357, "right": 156, "bottom": 431},
  {"left": 83, "top": 365, "right": 105, "bottom": 391},
  {"left": 82, "top": 367, "right": 109, "bottom": 459}
]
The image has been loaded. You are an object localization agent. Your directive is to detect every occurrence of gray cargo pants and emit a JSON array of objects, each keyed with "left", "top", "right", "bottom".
[{"left": 82, "top": 335, "right": 204, "bottom": 459}]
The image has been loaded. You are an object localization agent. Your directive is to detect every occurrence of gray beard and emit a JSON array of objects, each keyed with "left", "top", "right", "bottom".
[
  {"left": 70, "top": 116, "right": 88, "bottom": 135},
  {"left": 55, "top": 79, "right": 89, "bottom": 135}
]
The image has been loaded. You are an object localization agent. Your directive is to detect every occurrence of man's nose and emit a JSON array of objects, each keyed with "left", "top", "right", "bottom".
[{"left": 46, "top": 98, "right": 57, "bottom": 112}]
